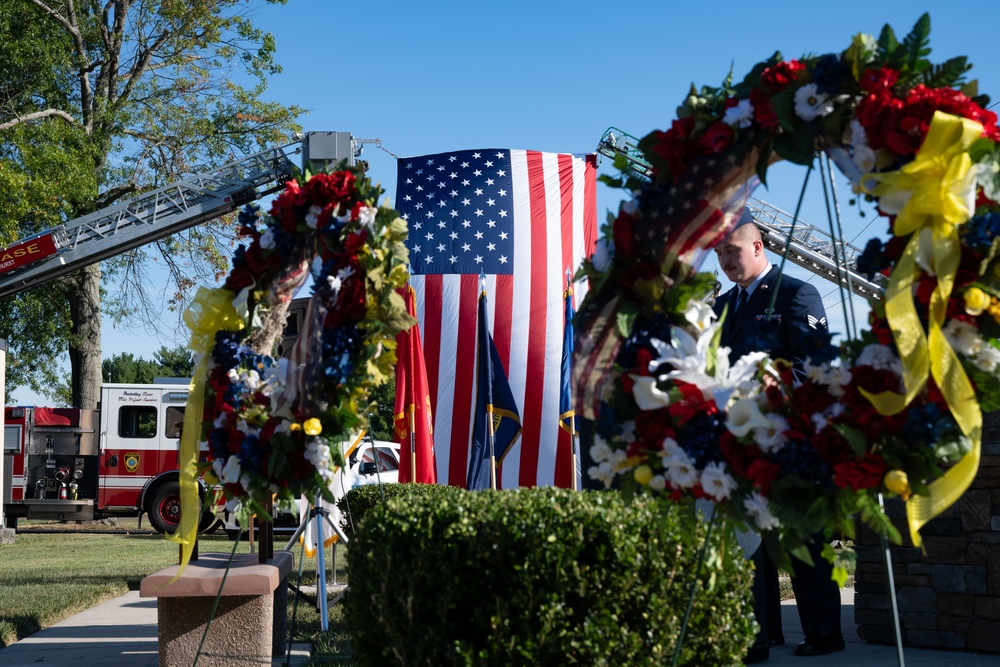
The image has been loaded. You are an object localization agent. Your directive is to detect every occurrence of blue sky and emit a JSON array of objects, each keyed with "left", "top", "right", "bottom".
[{"left": 15, "top": 1, "right": 1000, "bottom": 405}]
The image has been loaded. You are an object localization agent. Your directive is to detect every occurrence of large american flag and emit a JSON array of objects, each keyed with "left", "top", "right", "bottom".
[{"left": 396, "top": 149, "right": 597, "bottom": 488}]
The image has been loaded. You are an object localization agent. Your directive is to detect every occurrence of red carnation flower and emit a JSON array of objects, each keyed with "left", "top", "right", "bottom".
[
  {"left": 859, "top": 67, "right": 899, "bottom": 93},
  {"left": 699, "top": 121, "right": 735, "bottom": 154},
  {"left": 747, "top": 459, "right": 781, "bottom": 494},
  {"left": 651, "top": 117, "right": 702, "bottom": 179},
  {"left": 303, "top": 171, "right": 356, "bottom": 207},
  {"left": 612, "top": 211, "right": 637, "bottom": 261},
  {"left": 750, "top": 88, "right": 780, "bottom": 132},
  {"left": 833, "top": 453, "right": 887, "bottom": 491},
  {"left": 635, "top": 406, "right": 674, "bottom": 444},
  {"left": 760, "top": 60, "right": 806, "bottom": 93}
]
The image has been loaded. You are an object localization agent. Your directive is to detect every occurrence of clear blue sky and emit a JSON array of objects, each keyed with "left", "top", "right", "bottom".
[{"left": 13, "top": 0, "right": 1000, "bottom": 405}]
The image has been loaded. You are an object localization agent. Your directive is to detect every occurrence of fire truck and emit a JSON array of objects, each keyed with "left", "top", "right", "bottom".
[
  {"left": 1, "top": 381, "right": 210, "bottom": 533},
  {"left": 0, "top": 131, "right": 378, "bottom": 532}
]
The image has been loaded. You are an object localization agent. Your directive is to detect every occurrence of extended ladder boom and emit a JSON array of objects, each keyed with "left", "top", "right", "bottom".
[
  {"left": 596, "top": 128, "right": 885, "bottom": 299},
  {"left": 0, "top": 142, "right": 304, "bottom": 299}
]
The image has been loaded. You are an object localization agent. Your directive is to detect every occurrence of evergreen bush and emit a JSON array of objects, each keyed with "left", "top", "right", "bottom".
[{"left": 343, "top": 486, "right": 756, "bottom": 666}]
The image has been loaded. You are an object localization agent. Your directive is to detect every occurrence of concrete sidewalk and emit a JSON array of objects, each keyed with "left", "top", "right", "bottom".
[
  {"left": 768, "top": 587, "right": 996, "bottom": 666},
  {"left": 1, "top": 586, "right": 998, "bottom": 665},
  {"left": 0, "top": 590, "right": 310, "bottom": 667}
]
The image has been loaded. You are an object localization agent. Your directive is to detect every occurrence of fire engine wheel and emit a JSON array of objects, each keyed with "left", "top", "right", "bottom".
[
  {"left": 148, "top": 482, "right": 182, "bottom": 534},
  {"left": 147, "top": 482, "right": 220, "bottom": 534}
]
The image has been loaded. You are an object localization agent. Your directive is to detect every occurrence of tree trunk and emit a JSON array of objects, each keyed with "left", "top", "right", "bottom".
[{"left": 62, "top": 264, "right": 103, "bottom": 409}]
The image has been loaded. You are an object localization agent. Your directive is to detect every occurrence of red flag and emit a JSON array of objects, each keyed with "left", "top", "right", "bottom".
[
  {"left": 394, "top": 285, "right": 437, "bottom": 483},
  {"left": 397, "top": 150, "right": 597, "bottom": 488}
]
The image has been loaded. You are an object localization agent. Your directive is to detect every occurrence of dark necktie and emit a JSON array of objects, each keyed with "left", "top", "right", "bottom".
[{"left": 734, "top": 288, "right": 748, "bottom": 315}]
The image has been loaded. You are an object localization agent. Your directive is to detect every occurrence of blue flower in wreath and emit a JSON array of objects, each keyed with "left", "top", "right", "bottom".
[
  {"left": 675, "top": 411, "right": 727, "bottom": 469},
  {"left": 772, "top": 438, "right": 835, "bottom": 489}
]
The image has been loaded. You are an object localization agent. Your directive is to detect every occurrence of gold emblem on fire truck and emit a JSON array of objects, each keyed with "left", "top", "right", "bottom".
[{"left": 124, "top": 452, "right": 140, "bottom": 473}]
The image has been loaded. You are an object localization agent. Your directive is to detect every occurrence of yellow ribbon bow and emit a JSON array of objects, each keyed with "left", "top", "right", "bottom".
[
  {"left": 862, "top": 111, "right": 984, "bottom": 549},
  {"left": 166, "top": 287, "right": 244, "bottom": 579}
]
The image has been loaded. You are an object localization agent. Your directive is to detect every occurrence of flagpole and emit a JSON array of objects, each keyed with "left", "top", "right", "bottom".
[
  {"left": 408, "top": 403, "right": 417, "bottom": 482},
  {"left": 570, "top": 413, "right": 578, "bottom": 492},
  {"left": 488, "top": 404, "right": 497, "bottom": 490}
]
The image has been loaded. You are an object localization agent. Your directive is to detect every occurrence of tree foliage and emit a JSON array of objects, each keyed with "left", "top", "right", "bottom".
[
  {"left": 102, "top": 344, "right": 194, "bottom": 384},
  {"left": 0, "top": 0, "right": 302, "bottom": 408}
]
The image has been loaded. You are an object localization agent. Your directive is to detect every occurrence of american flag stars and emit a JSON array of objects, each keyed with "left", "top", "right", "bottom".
[{"left": 397, "top": 150, "right": 516, "bottom": 275}]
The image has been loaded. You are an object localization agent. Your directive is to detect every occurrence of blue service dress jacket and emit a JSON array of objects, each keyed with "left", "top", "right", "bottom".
[{"left": 712, "top": 265, "right": 832, "bottom": 369}]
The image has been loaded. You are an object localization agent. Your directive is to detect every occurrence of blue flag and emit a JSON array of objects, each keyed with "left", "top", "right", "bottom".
[
  {"left": 559, "top": 284, "right": 575, "bottom": 434},
  {"left": 468, "top": 289, "right": 522, "bottom": 490}
]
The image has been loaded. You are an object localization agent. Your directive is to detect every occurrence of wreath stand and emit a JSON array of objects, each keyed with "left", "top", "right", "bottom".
[{"left": 283, "top": 493, "right": 349, "bottom": 631}]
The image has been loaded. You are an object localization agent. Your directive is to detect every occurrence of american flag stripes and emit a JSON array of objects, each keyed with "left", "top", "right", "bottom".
[{"left": 396, "top": 149, "right": 597, "bottom": 488}]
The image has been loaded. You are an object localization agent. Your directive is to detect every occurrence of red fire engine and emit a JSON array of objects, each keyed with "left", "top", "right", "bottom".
[{"left": 2, "top": 381, "right": 220, "bottom": 533}]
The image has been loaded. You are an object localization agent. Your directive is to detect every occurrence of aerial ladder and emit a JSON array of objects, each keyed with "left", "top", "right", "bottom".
[
  {"left": 597, "top": 127, "right": 887, "bottom": 300},
  {"left": 0, "top": 131, "right": 378, "bottom": 300}
]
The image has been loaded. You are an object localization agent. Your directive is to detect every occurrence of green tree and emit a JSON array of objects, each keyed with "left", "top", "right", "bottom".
[
  {"left": 152, "top": 345, "right": 194, "bottom": 379},
  {"left": 368, "top": 377, "right": 397, "bottom": 441},
  {"left": 0, "top": 0, "right": 302, "bottom": 409},
  {"left": 102, "top": 352, "right": 160, "bottom": 384}
]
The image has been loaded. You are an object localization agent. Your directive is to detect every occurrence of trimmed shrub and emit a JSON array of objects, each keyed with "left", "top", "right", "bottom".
[
  {"left": 336, "top": 483, "right": 463, "bottom": 537},
  {"left": 344, "top": 486, "right": 756, "bottom": 666}
]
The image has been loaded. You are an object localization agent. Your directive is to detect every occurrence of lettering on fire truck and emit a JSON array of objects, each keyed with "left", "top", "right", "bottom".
[{"left": 0, "top": 234, "right": 58, "bottom": 275}]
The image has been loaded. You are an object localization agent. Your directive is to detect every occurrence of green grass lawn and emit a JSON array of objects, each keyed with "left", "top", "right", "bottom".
[{"left": 0, "top": 518, "right": 350, "bottom": 659}]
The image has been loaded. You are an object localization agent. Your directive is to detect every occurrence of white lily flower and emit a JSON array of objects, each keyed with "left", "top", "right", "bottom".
[
  {"left": 357, "top": 205, "right": 378, "bottom": 229},
  {"left": 726, "top": 398, "right": 772, "bottom": 437},
  {"left": 700, "top": 461, "right": 738, "bottom": 501},
  {"left": 744, "top": 491, "right": 781, "bottom": 531},
  {"left": 649, "top": 329, "right": 768, "bottom": 411},
  {"left": 220, "top": 455, "right": 242, "bottom": 484},
  {"left": 684, "top": 298, "right": 717, "bottom": 332},
  {"left": 630, "top": 375, "right": 671, "bottom": 410}
]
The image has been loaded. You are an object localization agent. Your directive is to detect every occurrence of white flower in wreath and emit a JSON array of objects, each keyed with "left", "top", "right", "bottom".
[
  {"left": 700, "top": 461, "right": 738, "bottom": 501},
  {"left": 684, "top": 298, "right": 717, "bottom": 333},
  {"left": 811, "top": 402, "right": 844, "bottom": 431},
  {"left": 630, "top": 375, "right": 671, "bottom": 410},
  {"left": 856, "top": 344, "right": 904, "bottom": 376},
  {"left": 975, "top": 152, "right": 1000, "bottom": 203},
  {"left": 305, "top": 204, "right": 323, "bottom": 229},
  {"left": 847, "top": 119, "right": 877, "bottom": 173},
  {"left": 357, "top": 205, "right": 378, "bottom": 230},
  {"left": 665, "top": 455, "right": 699, "bottom": 490},
  {"left": 943, "top": 319, "right": 983, "bottom": 356},
  {"left": 723, "top": 98, "right": 755, "bottom": 129},
  {"left": 218, "top": 455, "right": 242, "bottom": 484},
  {"left": 650, "top": 329, "right": 767, "bottom": 410},
  {"left": 743, "top": 491, "right": 780, "bottom": 531},
  {"left": 752, "top": 413, "right": 789, "bottom": 453},
  {"left": 260, "top": 227, "right": 277, "bottom": 250},
  {"left": 726, "top": 397, "right": 771, "bottom": 437},
  {"left": 648, "top": 474, "right": 667, "bottom": 491},
  {"left": 794, "top": 83, "right": 835, "bottom": 121},
  {"left": 591, "top": 235, "right": 615, "bottom": 272},
  {"left": 973, "top": 345, "right": 1000, "bottom": 373}
]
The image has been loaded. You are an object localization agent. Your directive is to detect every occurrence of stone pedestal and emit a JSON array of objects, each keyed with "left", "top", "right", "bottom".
[{"left": 140, "top": 550, "right": 293, "bottom": 666}]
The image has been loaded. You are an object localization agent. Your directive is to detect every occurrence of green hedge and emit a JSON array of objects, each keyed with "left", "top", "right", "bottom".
[
  {"left": 343, "top": 486, "right": 756, "bottom": 666},
  {"left": 336, "top": 482, "right": 462, "bottom": 537}
]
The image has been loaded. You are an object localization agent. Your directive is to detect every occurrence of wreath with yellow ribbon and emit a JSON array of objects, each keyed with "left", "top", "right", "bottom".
[
  {"left": 170, "top": 164, "right": 414, "bottom": 571},
  {"left": 575, "top": 13, "right": 1000, "bottom": 564}
]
